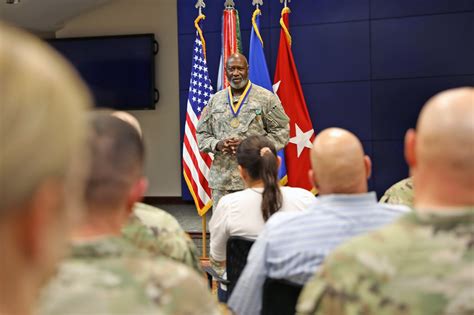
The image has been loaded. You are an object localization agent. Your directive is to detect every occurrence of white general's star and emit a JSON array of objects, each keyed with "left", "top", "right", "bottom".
[
  {"left": 289, "top": 123, "right": 314, "bottom": 157},
  {"left": 273, "top": 81, "right": 281, "bottom": 94}
]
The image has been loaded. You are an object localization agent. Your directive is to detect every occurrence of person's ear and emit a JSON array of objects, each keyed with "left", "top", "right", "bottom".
[
  {"left": 308, "top": 169, "right": 319, "bottom": 190},
  {"left": 18, "top": 178, "right": 63, "bottom": 262},
  {"left": 364, "top": 155, "right": 372, "bottom": 179},
  {"left": 405, "top": 129, "right": 417, "bottom": 170},
  {"left": 126, "top": 177, "right": 148, "bottom": 214},
  {"left": 277, "top": 156, "right": 282, "bottom": 168},
  {"left": 238, "top": 165, "right": 245, "bottom": 179}
]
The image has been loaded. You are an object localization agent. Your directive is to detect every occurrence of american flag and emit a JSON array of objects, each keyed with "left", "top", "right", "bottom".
[{"left": 182, "top": 33, "right": 214, "bottom": 216}]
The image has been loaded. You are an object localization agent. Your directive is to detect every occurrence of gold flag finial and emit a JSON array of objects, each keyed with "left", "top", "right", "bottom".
[
  {"left": 252, "top": 0, "right": 263, "bottom": 8},
  {"left": 224, "top": 0, "right": 235, "bottom": 9},
  {"left": 195, "top": 0, "right": 205, "bottom": 15},
  {"left": 280, "top": 0, "right": 291, "bottom": 8}
]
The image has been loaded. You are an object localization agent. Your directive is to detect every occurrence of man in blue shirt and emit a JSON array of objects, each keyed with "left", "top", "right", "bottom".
[{"left": 228, "top": 128, "right": 408, "bottom": 315}]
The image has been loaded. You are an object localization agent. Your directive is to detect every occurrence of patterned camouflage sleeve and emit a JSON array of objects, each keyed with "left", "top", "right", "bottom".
[
  {"left": 122, "top": 203, "right": 203, "bottom": 274},
  {"left": 379, "top": 177, "right": 414, "bottom": 208},
  {"left": 143, "top": 258, "right": 222, "bottom": 315},
  {"left": 263, "top": 94, "right": 290, "bottom": 151},
  {"left": 196, "top": 97, "right": 220, "bottom": 153},
  {"left": 38, "top": 257, "right": 221, "bottom": 315}
]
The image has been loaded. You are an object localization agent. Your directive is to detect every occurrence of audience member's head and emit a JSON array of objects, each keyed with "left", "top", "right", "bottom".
[
  {"left": 85, "top": 112, "right": 147, "bottom": 223},
  {"left": 309, "top": 128, "right": 371, "bottom": 195},
  {"left": 405, "top": 87, "right": 474, "bottom": 208},
  {"left": 112, "top": 111, "right": 143, "bottom": 137},
  {"left": 0, "top": 23, "right": 91, "bottom": 314},
  {"left": 237, "top": 135, "right": 282, "bottom": 221}
]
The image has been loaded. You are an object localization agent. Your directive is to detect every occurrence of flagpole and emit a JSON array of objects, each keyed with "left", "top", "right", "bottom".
[{"left": 194, "top": 0, "right": 209, "bottom": 260}]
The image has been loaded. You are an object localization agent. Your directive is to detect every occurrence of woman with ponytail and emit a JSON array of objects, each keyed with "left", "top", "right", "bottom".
[{"left": 209, "top": 135, "right": 315, "bottom": 298}]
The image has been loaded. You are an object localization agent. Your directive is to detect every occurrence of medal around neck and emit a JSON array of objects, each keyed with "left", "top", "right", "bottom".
[
  {"left": 230, "top": 117, "right": 240, "bottom": 128},
  {"left": 227, "top": 81, "right": 252, "bottom": 128}
]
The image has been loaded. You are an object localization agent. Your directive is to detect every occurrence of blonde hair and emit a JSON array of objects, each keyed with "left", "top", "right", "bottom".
[{"left": 0, "top": 23, "right": 92, "bottom": 213}]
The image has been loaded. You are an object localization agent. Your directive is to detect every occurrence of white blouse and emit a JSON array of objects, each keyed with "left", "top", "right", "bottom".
[{"left": 209, "top": 186, "right": 315, "bottom": 261}]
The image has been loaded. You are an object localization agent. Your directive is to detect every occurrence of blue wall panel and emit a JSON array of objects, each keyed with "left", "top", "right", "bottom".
[
  {"left": 372, "top": 141, "right": 408, "bottom": 198},
  {"left": 371, "top": 0, "right": 474, "bottom": 19},
  {"left": 288, "top": 21, "right": 370, "bottom": 83},
  {"left": 177, "top": 0, "right": 474, "bottom": 200},
  {"left": 303, "top": 81, "right": 371, "bottom": 141},
  {"left": 372, "top": 75, "right": 474, "bottom": 140},
  {"left": 371, "top": 12, "right": 474, "bottom": 79},
  {"left": 269, "top": 0, "right": 369, "bottom": 26}
]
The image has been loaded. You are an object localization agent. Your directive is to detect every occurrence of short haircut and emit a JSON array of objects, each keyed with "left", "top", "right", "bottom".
[
  {"left": 85, "top": 113, "right": 145, "bottom": 209},
  {"left": 0, "top": 22, "right": 91, "bottom": 215}
]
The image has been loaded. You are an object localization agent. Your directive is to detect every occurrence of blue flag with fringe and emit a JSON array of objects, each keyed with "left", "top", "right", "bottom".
[{"left": 249, "top": 8, "right": 287, "bottom": 184}]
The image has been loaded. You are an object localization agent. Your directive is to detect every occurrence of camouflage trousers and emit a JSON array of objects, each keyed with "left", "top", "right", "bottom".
[{"left": 211, "top": 189, "right": 240, "bottom": 210}]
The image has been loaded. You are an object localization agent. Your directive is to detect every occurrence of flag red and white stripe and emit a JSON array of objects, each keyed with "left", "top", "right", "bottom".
[{"left": 183, "top": 16, "right": 214, "bottom": 216}]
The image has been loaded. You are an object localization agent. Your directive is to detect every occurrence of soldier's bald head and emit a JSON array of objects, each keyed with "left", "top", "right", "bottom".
[
  {"left": 406, "top": 87, "right": 474, "bottom": 206},
  {"left": 310, "top": 128, "right": 370, "bottom": 194},
  {"left": 226, "top": 53, "right": 248, "bottom": 68}
]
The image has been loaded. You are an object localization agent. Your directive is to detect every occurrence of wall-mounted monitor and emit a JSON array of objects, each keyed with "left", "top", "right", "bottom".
[{"left": 47, "top": 34, "right": 158, "bottom": 110}]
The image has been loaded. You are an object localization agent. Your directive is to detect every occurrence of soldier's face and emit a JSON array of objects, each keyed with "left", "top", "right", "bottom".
[{"left": 226, "top": 57, "right": 249, "bottom": 90}]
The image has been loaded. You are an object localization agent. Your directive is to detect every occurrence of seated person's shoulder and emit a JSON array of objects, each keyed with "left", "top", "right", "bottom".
[
  {"left": 377, "top": 202, "right": 411, "bottom": 215},
  {"left": 215, "top": 190, "right": 248, "bottom": 210},
  {"left": 282, "top": 187, "right": 316, "bottom": 202},
  {"left": 39, "top": 256, "right": 219, "bottom": 315},
  {"left": 132, "top": 202, "right": 183, "bottom": 231},
  {"left": 265, "top": 209, "right": 306, "bottom": 230}
]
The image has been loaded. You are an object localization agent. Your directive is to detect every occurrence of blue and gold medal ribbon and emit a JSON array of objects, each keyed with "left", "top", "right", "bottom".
[{"left": 227, "top": 81, "right": 252, "bottom": 117}]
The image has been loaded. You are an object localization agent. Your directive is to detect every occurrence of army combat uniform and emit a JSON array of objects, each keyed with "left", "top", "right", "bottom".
[
  {"left": 122, "top": 202, "right": 202, "bottom": 274},
  {"left": 296, "top": 207, "right": 474, "bottom": 315},
  {"left": 380, "top": 177, "right": 414, "bottom": 207},
  {"left": 196, "top": 83, "right": 290, "bottom": 207},
  {"left": 38, "top": 236, "right": 220, "bottom": 315}
]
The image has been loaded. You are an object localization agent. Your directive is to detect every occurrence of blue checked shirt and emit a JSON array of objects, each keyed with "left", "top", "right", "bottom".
[{"left": 228, "top": 192, "right": 409, "bottom": 315}]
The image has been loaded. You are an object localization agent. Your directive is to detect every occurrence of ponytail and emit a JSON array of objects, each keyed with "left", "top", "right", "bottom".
[
  {"left": 236, "top": 135, "right": 283, "bottom": 221},
  {"left": 260, "top": 150, "right": 282, "bottom": 221}
]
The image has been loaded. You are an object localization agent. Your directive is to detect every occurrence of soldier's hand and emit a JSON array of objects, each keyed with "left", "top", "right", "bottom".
[
  {"left": 227, "top": 137, "right": 242, "bottom": 155},
  {"left": 216, "top": 139, "right": 233, "bottom": 154}
]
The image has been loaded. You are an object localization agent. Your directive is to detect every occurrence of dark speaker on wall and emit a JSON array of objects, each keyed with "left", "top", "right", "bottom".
[{"left": 47, "top": 34, "right": 159, "bottom": 110}]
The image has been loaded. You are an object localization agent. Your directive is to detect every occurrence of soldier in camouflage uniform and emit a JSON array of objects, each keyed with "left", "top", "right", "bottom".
[
  {"left": 197, "top": 53, "right": 289, "bottom": 207},
  {"left": 112, "top": 112, "right": 202, "bottom": 274},
  {"left": 380, "top": 177, "right": 414, "bottom": 207},
  {"left": 122, "top": 202, "right": 202, "bottom": 274},
  {"left": 38, "top": 113, "right": 220, "bottom": 315},
  {"left": 296, "top": 87, "right": 474, "bottom": 315},
  {"left": 38, "top": 236, "right": 219, "bottom": 315}
]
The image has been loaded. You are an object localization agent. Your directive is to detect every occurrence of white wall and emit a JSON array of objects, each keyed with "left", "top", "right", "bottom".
[{"left": 57, "top": 0, "right": 181, "bottom": 197}]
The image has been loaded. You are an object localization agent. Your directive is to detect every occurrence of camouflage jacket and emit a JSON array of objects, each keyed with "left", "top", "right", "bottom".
[
  {"left": 380, "top": 177, "right": 414, "bottom": 207},
  {"left": 38, "top": 236, "right": 220, "bottom": 315},
  {"left": 122, "top": 202, "right": 202, "bottom": 274},
  {"left": 196, "top": 83, "right": 290, "bottom": 190},
  {"left": 296, "top": 207, "right": 474, "bottom": 315}
]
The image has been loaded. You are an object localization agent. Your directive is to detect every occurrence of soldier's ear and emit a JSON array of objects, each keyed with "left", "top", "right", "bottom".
[
  {"left": 364, "top": 155, "right": 372, "bottom": 179},
  {"left": 405, "top": 129, "right": 417, "bottom": 170},
  {"left": 308, "top": 169, "right": 318, "bottom": 189},
  {"left": 126, "top": 177, "right": 148, "bottom": 214}
]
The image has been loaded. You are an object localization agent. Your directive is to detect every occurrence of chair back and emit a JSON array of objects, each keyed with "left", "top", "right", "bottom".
[
  {"left": 226, "top": 235, "right": 255, "bottom": 296},
  {"left": 261, "top": 278, "right": 303, "bottom": 315}
]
